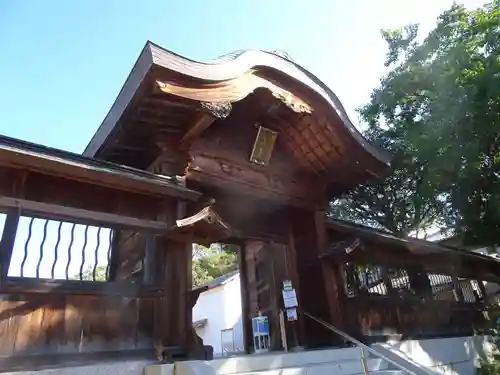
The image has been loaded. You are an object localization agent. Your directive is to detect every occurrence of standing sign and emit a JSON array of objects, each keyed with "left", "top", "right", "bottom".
[{"left": 282, "top": 280, "right": 298, "bottom": 321}]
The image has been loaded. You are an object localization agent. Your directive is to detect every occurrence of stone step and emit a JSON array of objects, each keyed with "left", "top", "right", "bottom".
[
  {"left": 174, "top": 357, "right": 388, "bottom": 375},
  {"left": 203, "top": 347, "right": 363, "bottom": 374},
  {"left": 370, "top": 371, "right": 406, "bottom": 375}
]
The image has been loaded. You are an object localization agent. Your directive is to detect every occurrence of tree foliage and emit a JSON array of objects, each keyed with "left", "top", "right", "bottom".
[
  {"left": 329, "top": 124, "right": 445, "bottom": 236},
  {"left": 478, "top": 307, "right": 500, "bottom": 375},
  {"left": 331, "top": 1, "right": 500, "bottom": 245},
  {"left": 71, "top": 265, "right": 107, "bottom": 281},
  {"left": 192, "top": 244, "right": 238, "bottom": 287}
]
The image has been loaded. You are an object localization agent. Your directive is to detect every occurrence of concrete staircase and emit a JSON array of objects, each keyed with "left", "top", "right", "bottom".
[{"left": 146, "top": 347, "right": 407, "bottom": 375}]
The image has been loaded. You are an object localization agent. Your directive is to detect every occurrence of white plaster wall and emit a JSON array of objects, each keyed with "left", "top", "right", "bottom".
[
  {"left": 387, "top": 336, "right": 494, "bottom": 375},
  {"left": 222, "top": 274, "right": 244, "bottom": 354},
  {"left": 193, "top": 275, "right": 244, "bottom": 356}
]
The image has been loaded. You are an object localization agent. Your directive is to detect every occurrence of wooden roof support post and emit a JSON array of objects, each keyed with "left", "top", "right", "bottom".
[
  {"left": 143, "top": 233, "right": 156, "bottom": 285},
  {"left": 106, "top": 230, "right": 121, "bottom": 282},
  {"left": 155, "top": 236, "right": 191, "bottom": 354},
  {"left": 315, "top": 207, "right": 346, "bottom": 337},
  {"left": 237, "top": 242, "right": 252, "bottom": 354},
  {"left": 155, "top": 200, "right": 204, "bottom": 360},
  {"left": 285, "top": 228, "right": 303, "bottom": 348},
  {"left": 451, "top": 270, "right": 465, "bottom": 303},
  {"left": 381, "top": 267, "right": 396, "bottom": 296},
  {"left": 476, "top": 279, "right": 489, "bottom": 304}
]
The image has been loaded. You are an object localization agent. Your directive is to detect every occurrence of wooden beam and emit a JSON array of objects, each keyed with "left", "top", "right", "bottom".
[
  {"left": 0, "top": 208, "right": 20, "bottom": 280},
  {"left": 143, "top": 96, "right": 199, "bottom": 110},
  {"left": 0, "top": 197, "right": 170, "bottom": 231},
  {"left": 0, "top": 277, "right": 163, "bottom": 297},
  {"left": 181, "top": 114, "right": 215, "bottom": 144}
]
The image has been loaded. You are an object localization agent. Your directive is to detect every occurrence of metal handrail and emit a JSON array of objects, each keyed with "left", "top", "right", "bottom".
[{"left": 303, "top": 312, "right": 418, "bottom": 375}]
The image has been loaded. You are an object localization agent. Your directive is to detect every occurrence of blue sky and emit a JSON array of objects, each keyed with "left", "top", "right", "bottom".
[
  {"left": 0, "top": 0, "right": 487, "bottom": 277},
  {"left": 0, "top": 0, "right": 486, "bottom": 153}
]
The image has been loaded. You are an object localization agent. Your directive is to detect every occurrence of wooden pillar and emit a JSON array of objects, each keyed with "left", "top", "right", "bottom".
[
  {"left": 143, "top": 233, "right": 156, "bottom": 285},
  {"left": 286, "top": 228, "right": 304, "bottom": 347},
  {"left": 154, "top": 201, "right": 194, "bottom": 358},
  {"left": 237, "top": 243, "right": 252, "bottom": 353},
  {"left": 0, "top": 208, "right": 20, "bottom": 281},
  {"left": 107, "top": 230, "right": 120, "bottom": 281},
  {"left": 452, "top": 275, "right": 465, "bottom": 303},
  {"left": 381, "top": 267, "right": 395, "bottom": 295},
  {"left": 476, "top": 279, "right": 489, "bottom": 304},
  {"left": 157, "top": 237, "right": 192, "bottom": 348},
  {"left": 267, "top": 241, "right": 287, "bottom": 350},
  {"left": 315, "top": 207, "right": 345, "bottom": 333}
]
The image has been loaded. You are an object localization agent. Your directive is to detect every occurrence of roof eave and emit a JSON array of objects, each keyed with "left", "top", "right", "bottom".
[
  {"left": 325, "top": 219, "right": 500, "bottom": 266},
  {"left": 83, "top": 42, "right": 390, "bottom": 175},
  {"left": 0, "top": 134, "right": 201, "bottom": 201},
  {"left": 83, "top": 41, "right": 155, "bottom": 157}
]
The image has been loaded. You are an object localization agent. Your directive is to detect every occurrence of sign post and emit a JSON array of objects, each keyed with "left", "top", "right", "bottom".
[{"left": 280, "top": 279, "right": 299, "bottom": 351}]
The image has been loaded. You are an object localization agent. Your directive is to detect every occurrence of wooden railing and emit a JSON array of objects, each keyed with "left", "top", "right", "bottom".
[
  {"left": 339, "top": 262, "right": 490, "bottom": 340},
  {"left": 0, "top": 201, "right": 166, "bottom": 371},
  {"left": 343, "top": 296, "right": 486, "bottom": 340}
]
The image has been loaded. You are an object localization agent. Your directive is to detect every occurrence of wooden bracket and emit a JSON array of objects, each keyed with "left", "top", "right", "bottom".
[{"left": 181, "top": 113, "right": 216, "bottom": 144}]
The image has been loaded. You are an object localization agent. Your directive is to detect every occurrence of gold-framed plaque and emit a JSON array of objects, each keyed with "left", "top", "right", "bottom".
[{"left": 250, "top": 126, "right": 278, "bottom": 166}]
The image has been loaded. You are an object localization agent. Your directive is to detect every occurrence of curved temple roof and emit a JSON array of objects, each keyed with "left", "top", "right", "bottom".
[{"left": 83, "top": 41, "right": 390, "bottom": 191}]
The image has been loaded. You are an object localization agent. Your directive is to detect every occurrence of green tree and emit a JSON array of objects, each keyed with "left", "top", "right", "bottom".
[
  {"left": 329, "top": 124, "right": 445, "bottom": 236},
  {"left": 192, "top": 244, "right": 238, "bottom": 287},
  {"left": 71, "top": 265, "right": 107, "bottom": 281},
  {"left": 478, "top": 306, "right": 500, "bottom": 375},
  {"left": 332, "top": 1, "right": 500, "bottom": 245}
]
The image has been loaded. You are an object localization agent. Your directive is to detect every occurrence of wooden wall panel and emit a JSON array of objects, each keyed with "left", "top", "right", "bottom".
[
  {"left": 343, "top": 297, "right": 485, "bottom": 339},
  {"left": 0, "top": 294, "right": 154, "bottom": 359}
]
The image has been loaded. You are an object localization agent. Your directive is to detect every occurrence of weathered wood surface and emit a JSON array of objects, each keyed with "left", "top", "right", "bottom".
[
  {"left": 0, "top": 166, "right": 178, "bottom": 224},
  {"left": 343, "top": 297, "right": 486, "bottom": 339},
  {"left": 87, "top": 43, "right": 391, "bottom": 195},
  {"left": 174, "top": 206, "right": 232, "bottom": 247},
  {"left": 0, "top": 278, "right": 162, "bottom": 297},
  {"left": 155, "top": 235, "right": 193, "bottom": 352},
  {"left": 183, "top": 101, "right": 327, "bottom": 206},
  {"left": 0, "top": 136, "right": 199, "bottom": 201},
  {"left": 0, "top": 294, "right": 155, "bottom": 358},
  {"left": 291, "top": 208, "right": 344, "bottom": 347},
  {"left": 241, "top": 240, "right": 290, "bottom": 351}
]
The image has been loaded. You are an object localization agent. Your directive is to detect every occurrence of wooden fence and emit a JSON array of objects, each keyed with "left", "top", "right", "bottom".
[
  {"left": 340, "top": 262, "right": 489, "bottom": 341},
  {"left": 0, "top": 202, "right": 165, "bottom": 371}
]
